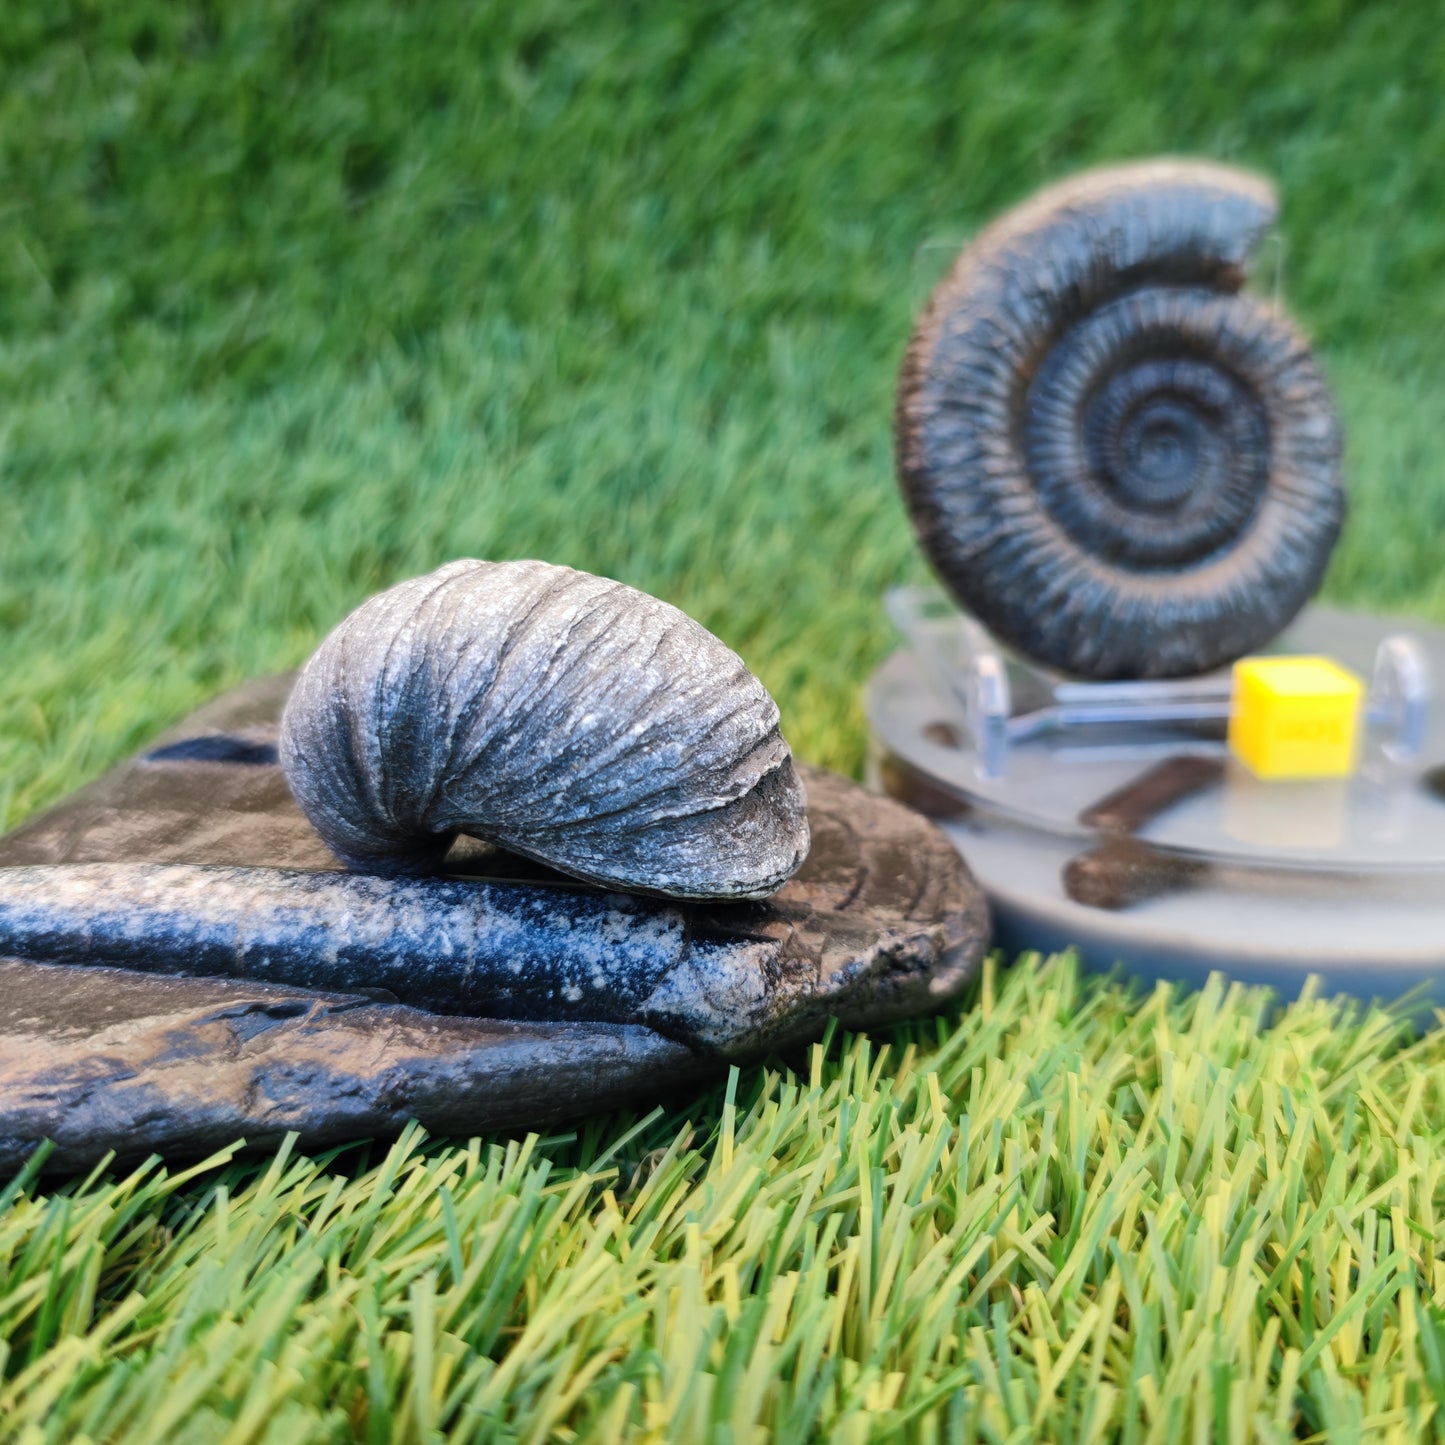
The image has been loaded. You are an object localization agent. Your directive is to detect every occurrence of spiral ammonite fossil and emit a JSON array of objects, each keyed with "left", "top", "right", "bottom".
[{"left": 896, "top": 159, "right": 1345, "bottom": 680}]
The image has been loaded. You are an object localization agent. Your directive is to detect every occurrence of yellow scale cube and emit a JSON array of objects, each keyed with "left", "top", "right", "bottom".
[{"left": 1228, "top": 655, "right": 1364, "bottom": 780}]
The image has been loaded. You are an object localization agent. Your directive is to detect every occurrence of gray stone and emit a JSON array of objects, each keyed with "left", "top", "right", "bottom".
[
  {"left": 0, "top": 676, "right": 989, "bottom": 1172},
  {"left": 0, "top": 960, "right": 701, "bottom": 1174}
]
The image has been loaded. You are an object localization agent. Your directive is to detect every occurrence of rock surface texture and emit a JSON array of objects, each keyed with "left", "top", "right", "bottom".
[{"left": 0, "top": 676, "right": 989, "bottom": 1171}]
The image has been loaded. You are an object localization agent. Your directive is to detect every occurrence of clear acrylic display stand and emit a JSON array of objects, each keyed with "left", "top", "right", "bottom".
[
  {"left": 866, "top": 588, "right": 1445, "bottom": 1004},
  {"left": 886, "top": 585, "right": 1429, "bottom": 777}
]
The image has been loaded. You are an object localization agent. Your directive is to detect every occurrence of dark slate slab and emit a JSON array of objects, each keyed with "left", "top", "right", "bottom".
[
  {"left": 0, "top": 676, "right": 989, "bottom": 1171},
  {"left": 0, "top": 960, "right": 697, "bottom": 1170}
]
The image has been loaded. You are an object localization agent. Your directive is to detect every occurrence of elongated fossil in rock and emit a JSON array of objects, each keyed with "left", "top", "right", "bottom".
[
  {"left": 896, "top": 159, "right": 1345, "bottom": 680},
  {"left": 0, "top": 838, "right": 977, "bottom": 1059},
  {"left": 280, "top": 559, "right": 810, "bottom": 899},
  {"left": 0, "top": 863, "right": 712, "bottom": 1029},
  {"left": 0, "top": 862, "right": 810, "bottom": 1054}
]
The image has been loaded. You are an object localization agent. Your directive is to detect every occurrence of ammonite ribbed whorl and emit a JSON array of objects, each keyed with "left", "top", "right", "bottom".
[
  {"left": 896, "top": 159, "right": 1344, "bottom": 679},
  {"left": 279, "top": 560, "right": 810, "bottom": 898}
]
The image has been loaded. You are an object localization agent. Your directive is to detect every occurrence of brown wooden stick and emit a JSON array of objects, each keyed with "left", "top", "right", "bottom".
[{"left": 1078, "top": 756, "right": 1224, "bottom": 835}]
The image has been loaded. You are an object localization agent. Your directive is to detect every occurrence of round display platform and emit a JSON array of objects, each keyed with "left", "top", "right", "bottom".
[{"left": 867, "top": 606, "right": 1445, "bottom": 1005}]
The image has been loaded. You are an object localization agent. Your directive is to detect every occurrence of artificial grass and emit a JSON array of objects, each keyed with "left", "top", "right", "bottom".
[
  {"left": 4, "top": 0, "right": 1445, "bottom": 1437},
  {"left": 5, "top": 957, "right": 1445, "bottom": 1441}
]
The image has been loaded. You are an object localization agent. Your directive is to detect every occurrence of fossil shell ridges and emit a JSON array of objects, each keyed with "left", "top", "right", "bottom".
[
  {"left": 280, "top": 559, "right": 810, "bottom": 899},
  {"left": 897, "top": 158, "right": 1344, "bottom": 680}
]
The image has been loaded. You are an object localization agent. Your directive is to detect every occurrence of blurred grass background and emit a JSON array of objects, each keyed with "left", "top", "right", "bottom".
[
  {"left": 4, "top": 1, "right": 1445, "bottom": 1438},
  {"left": 3, "top": 0, "right": 1445, "bottom": 825}
]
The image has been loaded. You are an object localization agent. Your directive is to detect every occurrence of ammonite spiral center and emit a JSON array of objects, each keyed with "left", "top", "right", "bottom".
[
  {"left": 1113, "top": 403, "right": 1209, "bottom": 507},
  {"left": 1026, "top": 292, "right": 1272, "bottom": 571},
  {"left": 1092, "top": 374, "right": 1230, "bottom": 513}
]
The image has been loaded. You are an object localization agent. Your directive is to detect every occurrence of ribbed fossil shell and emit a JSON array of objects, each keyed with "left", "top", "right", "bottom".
[
  {"left": 279, "top": 560, "right": 810, "bottom": 899},
  {"left": 896, "top": 159, "right": 1345, "bottom": 680}
]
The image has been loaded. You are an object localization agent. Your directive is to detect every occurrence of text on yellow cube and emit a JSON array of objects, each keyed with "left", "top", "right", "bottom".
[{"left": 1227, "top": 656, "right": 1363, "bottom": 779}]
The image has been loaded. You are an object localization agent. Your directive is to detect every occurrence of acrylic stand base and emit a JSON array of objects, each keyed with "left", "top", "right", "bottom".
[{"left": 866, "top": 599, "right": 1445, "bottom": 1008}]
